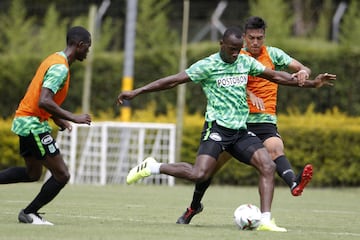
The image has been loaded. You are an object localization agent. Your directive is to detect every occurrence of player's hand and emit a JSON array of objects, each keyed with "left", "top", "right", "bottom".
[
  {"left": 73, "top": 114, "right": 92, "bottom": 125},
  {"left": 117, "top": 90, "right": 137, "bottom": 105},
  {"left": 52, "top": 117, "right": 73, "bottom": 132},
  {"left": 293, "top": 69, "right": 309, "bottom": 87},
  {"left": 314, "top": 73, "right": 336, "bottom": 88},
  {"left": 248, "top": 91, "right": 265, "bottom": 111}
]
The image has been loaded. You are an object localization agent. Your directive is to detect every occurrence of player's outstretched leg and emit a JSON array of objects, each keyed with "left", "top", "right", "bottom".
[
  {"left": 176, "top": 203, "right": 204, "bottom": 224},
  {"left": 126, "top": 157, "right": 159, "bottom": 184},
  {"left": 291, "top": 164, "right": 313, "bottom": 196}
]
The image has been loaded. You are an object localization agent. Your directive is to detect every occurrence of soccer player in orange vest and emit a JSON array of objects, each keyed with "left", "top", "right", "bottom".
[
  {"left": 0, "top": 26, "right": 92, "bottom": 225},
  {"left": 176, "top": 16, "right": 319, "bottom": 230}
]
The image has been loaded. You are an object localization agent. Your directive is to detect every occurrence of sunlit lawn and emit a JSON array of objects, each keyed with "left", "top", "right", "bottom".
[{"left": 1, "top": 183, "right": 359, "bottom": 240}]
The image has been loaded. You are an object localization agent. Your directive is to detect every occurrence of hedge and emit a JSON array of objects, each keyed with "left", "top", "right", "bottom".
[
  {"left": 1, "top": 40, "right": 360, "bottom": 119},
  {"left": 1, "top": 108, "right": 358, "bottom": 187},
  {"left": 179, "top": 108, "right": 360, "bottom": 187}
]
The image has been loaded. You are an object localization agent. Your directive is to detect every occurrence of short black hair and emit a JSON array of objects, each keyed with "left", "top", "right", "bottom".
[
  {"left": 244, "top": 16, "right": 266, "bottom": 31},
  {"left": 222, "top": 26, "right": 242, "bottom": 41},
  {"left": 66, "top": 26, "right": 91, "bottom": 46}
]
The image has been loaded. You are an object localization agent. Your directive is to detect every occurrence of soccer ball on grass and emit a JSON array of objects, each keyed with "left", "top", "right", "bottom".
[{"left": 233, "top": 204, "right": 261, "bottom": 230}]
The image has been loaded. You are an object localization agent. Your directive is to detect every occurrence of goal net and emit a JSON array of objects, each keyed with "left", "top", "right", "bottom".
[{"left": 54, "top": 122, "right": 176, "bottom": 186}]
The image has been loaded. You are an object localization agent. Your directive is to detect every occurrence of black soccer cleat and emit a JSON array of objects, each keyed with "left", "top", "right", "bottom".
[
  {"left": 18, "top": 209, "right": 54, "bottom": 225},
  {"left": 176, "top": 203, "right": 204, "bottom": 224}
]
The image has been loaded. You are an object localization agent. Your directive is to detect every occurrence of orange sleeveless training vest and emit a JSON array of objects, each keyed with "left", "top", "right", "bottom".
[
  {"left": 15, "top": 53, "right": 70, "bottom": 121},
  {"left": 241, "top": 46, "right": 277, "bottom": 115}
]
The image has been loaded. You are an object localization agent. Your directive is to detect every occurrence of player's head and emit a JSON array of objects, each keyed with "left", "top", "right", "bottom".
[
  {"left": 243, "top": 16, "right": 266, "bottom": 56},
  {"left": 220, "top": 26, "right": 243, "bottom": 64},
  {"left": 66, "top": 26, "right": 91, "bottom": 61}
]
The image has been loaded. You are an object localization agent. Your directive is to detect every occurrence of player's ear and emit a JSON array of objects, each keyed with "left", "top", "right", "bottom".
[
  {"left": 77, "top": 41, "right": 85, "bottom": 47},
  {"left": 79, "top": 40, "right": 91, "bottom": 48}
]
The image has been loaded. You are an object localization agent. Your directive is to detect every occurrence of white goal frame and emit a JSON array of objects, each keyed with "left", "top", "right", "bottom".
[{"left": 54, "top": 122, "right": 176, "bottom": 186}]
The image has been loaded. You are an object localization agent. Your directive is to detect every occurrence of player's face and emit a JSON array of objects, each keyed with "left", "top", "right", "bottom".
[
  {"left": 76, "top": 39, "right": 91, "bottom": 61},
  {"left": 220, "top": 35, "right": 243, "bottom": 64},
  {"left": 243, "top": 29, "right": 265, "bottom": 57}
]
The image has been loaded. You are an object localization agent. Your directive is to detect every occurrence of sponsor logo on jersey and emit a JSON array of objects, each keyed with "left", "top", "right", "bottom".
[
  {"left": 41, "top": 135, "right": 53, "bottom": 145},
  {"left": 209, "top": 132, "right": 222, "bottom": 141},
  {"left": 247, "top": 131, "right": 256, "bottom": 137},
  {"left": 216, "top": 75, "right": 247, "bottom": 87},
  {"left": 48, "top": 144, "right": 56, "bottom": 154}
]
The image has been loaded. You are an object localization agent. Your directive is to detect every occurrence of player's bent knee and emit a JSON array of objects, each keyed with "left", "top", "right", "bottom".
[
  {"left": 53, "top": 171, "right": 70, "bottom": 184},
  {"left": 251, "top": 149, "right": 276, "bottom": 174},
  {"left": 263, "top": 160, "right": 276, "bottom": 174},
  {"left": 191, "top": 170, "right": 211, "bottom": 183},
  {"left": 28, "top": 174, "right": 42, "bottom": 182},
  {"left": 27, "top": 170, "right": 43, "bottom": 181}
]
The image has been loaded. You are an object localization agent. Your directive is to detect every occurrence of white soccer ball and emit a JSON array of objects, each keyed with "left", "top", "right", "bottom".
[{"left": 233, "top": 204, "right": 261, "bottom": 230}]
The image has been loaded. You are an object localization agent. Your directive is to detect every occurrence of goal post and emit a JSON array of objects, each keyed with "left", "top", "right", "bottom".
[{"left": 54, "top": 122, "right": 176, "bottom": 186}]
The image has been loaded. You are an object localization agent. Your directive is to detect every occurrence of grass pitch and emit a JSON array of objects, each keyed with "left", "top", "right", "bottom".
[{"left": 0, "top": 183, "right": 359, "bottom": 240}]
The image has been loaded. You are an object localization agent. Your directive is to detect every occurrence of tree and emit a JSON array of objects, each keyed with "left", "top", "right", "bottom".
[
  {"left": 0, "top": 0, "right": 35, "bottom": 54},
  {"left": 339, "top": 0, "right": 360, "bottom": 49},
  {"left": 37, "top": 4, "right": 69, "bottom": 56},
  {"left": 312, "top": 0, "right": 333, "bottom": 40},
  {"left": 248, "top": 0, "right": 292, "bottom": 45},
  {"left": 132, "top": 0, "right": 181, "bottom": 115},
  {"left": 292, "top": 0, "right": 306, "bottom": 36},
  {"left": 135, "top": 0, "right": 179, "bottom": 53}
]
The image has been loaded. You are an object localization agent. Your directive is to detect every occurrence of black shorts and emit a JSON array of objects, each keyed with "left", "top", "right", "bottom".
[
  {"left": 197, "top": 121, "right": 264, "bottom": 165},
  {"left": 247, "top": 123, "right": 281, "bottom": 142},
  {"left": 19, "top": 132, "right": 60, "bottom": 160}
]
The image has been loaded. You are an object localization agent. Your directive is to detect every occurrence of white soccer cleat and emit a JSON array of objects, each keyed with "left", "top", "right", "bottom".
[
  {"left": 18, "top": 209, "right": 54, "bottom": 226},
  {"left": 126, "top": 157, "right": 158, "bottom": 184}
]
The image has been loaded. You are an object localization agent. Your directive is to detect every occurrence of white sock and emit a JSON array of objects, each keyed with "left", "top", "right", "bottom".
[
  {"left": 149, "top": 162, "right": 162, "bottom": 174},
  {"left": 261, "top": 212, "right": 271, "bottom": 223}
]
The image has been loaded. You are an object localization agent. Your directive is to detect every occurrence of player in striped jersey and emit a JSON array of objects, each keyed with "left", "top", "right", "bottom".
[
  {"left": 119, "top": 25, "right": 335, "bottom": 231},
  {"left": 176, "top": 17, "right": 329, "bottom": 230}
]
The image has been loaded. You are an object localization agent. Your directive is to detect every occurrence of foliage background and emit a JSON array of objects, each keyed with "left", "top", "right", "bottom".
[{"left": 0, "top": 0, "right": 359, "bottom": 186}]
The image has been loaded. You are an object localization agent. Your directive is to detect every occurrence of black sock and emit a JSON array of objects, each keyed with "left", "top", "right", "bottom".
[
  {"left": 190, "top": 178, "right": 212, "bottom": 209},
  {"left": 274, "top": 155, "right": 296, "bottom": 188},
  {"left": 24, "top": 176, "right": 66, "bottom": 214},
  {"left": 0, "top": 167, "right": 33, "bottom": 184}
]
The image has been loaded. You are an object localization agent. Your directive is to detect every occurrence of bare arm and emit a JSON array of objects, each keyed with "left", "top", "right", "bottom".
[
  {"left": 247, "top": 89, "right": 265, "bottom": 111},
  {"left": 258, "top": 68, "right": 336, "bottom": 88},
  {"left": 51, "top": 116, "right": 73, "bottom": 131},
  {"left": 39, "top": 88, "right": 91, "bottom": 125},
  {"left": 288, "top": 59, "right": 311, "bottom": 76},
  {"left": 117, "top": 71, "right": 191, "bottom": 104},
  {"left": 288, "top": 59, "right": 311, "bottom": 86},
  {"left": 258, "top": 68, "right": 298, "bottom": 86}
]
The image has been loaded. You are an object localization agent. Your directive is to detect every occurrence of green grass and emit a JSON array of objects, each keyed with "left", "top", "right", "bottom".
[{"left": 1, "top": 183, "right": 359, "bottom": 240}]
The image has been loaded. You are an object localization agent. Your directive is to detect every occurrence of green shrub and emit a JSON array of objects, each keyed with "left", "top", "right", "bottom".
[{"left": 1, "top": 109, "right": 360, "bottom": 186}]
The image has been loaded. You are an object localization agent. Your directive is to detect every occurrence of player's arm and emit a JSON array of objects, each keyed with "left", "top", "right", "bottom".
[
  {"left": 288, "top": 59, "right": 311, "bottom": 76},
  {"left": 117, "top": 71, "right": 191, "bottom": 104},
  {"left": 247, "top": 89, "right": 265, "bottom": 111},
  {"left": 288, "top": 59, "right": 311, "bottom": 86},
  {"left": 51, "top": 116, "right": 72, "bottom": 131},
  {"left": 258, "top": 68, "right": 336, "bottom": 88},
  {"left": 39, "top": 88, "right": 91, "bottom": 125},
  {"left": 39, "top": 64, "right": 91, "bottom": 125}
]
